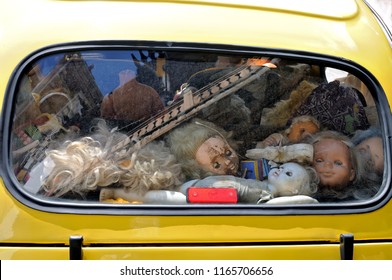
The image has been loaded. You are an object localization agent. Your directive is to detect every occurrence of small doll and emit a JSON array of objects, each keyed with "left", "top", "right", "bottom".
[
  {"left": 180, "top": 162, "right": 319, "bottom": 204},
  {"left": 256, "top": 115, "right": 320, "bottom": 148},
  {"left": 165, "top": 118, "right": 240, "bottom": 180}
]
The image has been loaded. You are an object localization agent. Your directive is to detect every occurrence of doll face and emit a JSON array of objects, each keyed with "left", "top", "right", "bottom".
[
  {"left": 267, "top": 162, "right": 308, "bottom": 196},
  {"left": 195, "top": 136, "right": 239, "bottom": 175},
  {"left": 355, "top": 136, "right": 384, "bottom": 175},
  {"left": 313, "top": 138, "right": 355, "bottom": 190},
  {"left": 287, "top": 121, "right": 319, "bottom": 143}
]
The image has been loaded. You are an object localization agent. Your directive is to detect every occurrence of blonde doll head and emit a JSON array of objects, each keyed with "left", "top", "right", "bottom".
[{"left": 165, "top": 118, "right": 239, "bottom": 179}]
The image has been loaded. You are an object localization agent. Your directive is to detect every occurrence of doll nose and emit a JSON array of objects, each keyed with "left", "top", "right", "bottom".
[{"left": 323, "top": 160, "right": 333, "bottom": 168}]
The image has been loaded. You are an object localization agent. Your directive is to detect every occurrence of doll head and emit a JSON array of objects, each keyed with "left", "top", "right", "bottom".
[
  {"left": 285, "top": 115, "right": 320, "bottom": 143},
  {"left": 310, "top": 130, "right": 357, "bottom": 191},
  {"left": 267, "top": 162, "right": 318, "bottom": 197},
  {"left": 166, "top": 118, "right": 239, "bottom": 179},
  {"left": 352, "top": 127, "right": 383, "bottom": 176},
  {"left": 350, "top": 127, "right": 383, "bottom": 199}
]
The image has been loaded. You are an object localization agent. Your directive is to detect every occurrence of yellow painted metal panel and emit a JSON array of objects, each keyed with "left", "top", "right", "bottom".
[{"left": 1, "top": 0, "right": 392, "bottom": 260}]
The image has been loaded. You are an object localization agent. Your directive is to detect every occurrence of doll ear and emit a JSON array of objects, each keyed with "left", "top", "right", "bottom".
[{"left": 349, "top": 168, "right": 356, "bottom": 181}]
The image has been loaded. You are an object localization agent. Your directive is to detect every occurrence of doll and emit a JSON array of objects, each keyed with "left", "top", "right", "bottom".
[
  {"left": 180, "top": 162, "right": 319, "bottom": 204},
  {"left": 42, "top": 119, "right": 185, "bottom": 199},
  {"left": 351, "top": 127, "right": 383, "bottom": 199},
  {"left": 256, "top": 115, "right": 320, "bottom": 148},
  {"left": 307, "top": 130, "right": 363, "bottom": 201},
  {"left": 246, "top": 130, "right": 366, "bottom": 202},
  {"left": 165, "top": 118, "right": 240, "bottom": 180},
  {"left": 352, "top": 127, "right": 383, "bottom": 175}
]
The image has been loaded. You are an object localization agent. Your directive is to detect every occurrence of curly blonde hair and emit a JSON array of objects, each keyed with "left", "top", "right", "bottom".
[{"left": 43, "top": 120, "right": 185, "bottom": 198}]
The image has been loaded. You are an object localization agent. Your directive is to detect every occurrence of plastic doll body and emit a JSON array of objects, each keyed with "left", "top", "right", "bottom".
[{"left": 181, "top": 162, "right": 318, "bottom": 203}]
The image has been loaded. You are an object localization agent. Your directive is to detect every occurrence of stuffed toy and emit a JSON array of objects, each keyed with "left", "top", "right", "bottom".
[
  {"left": 100, "top": 69, "right": 164, "bottom": 122},
  {"left": 180, "top": 162, "right": 319, "bottom": 204},
  {"left": 259, "top": 80, "right": 318, "bottom": 128}
]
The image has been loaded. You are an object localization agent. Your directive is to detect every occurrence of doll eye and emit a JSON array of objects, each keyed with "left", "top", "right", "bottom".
[
  {"left": 315, "top": 158, "right": 323, "bottom": 163},
  {"left": 334, "top": 161, "right": 343, "bottom": 166},
  {"left": 213, "top": 162, "right": 221, "bottom": 169},
  {"left": 225, "top": 150, "right": 232, "bottom": 157},
  {"left": 285, "top": 171, "right": 293, "bottom": 177}
]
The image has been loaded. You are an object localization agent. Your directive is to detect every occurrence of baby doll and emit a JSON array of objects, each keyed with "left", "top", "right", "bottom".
[
  {"left": 180, "top": 162, "right": 319, "bottom": 204},
  {"left": 165, "top": 118, "right": 240, "bottom": 180},
  {"left": 256, "top": 115, "right": 320, "bottom": 148},
  {"left": 308, "top": 130, "right": 362, "bottom": 202}
]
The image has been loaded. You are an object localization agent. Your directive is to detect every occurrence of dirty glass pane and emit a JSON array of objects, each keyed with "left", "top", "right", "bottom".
[{"left": 11, "top": 49, "right": 383, "bottom": 205}]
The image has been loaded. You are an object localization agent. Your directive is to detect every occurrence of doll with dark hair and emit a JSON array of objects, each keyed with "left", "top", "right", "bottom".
[{"left": 351, "top": 127, "right": 383, "bottom": 198}]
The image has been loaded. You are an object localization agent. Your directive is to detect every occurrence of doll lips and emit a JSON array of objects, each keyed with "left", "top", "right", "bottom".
[
  {"left": 227, "top": 163, "right": 239, "bottom": 175},
  {"left": 319, "top": 172, "right": 334, "bottom": 178}
]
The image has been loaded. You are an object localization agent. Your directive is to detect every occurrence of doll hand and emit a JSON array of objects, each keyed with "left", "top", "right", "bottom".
[
  {"left": 246, "top": 143, "right": 313, "bottom": 164},
  {"left": 256, "top": 133, "right": 286, "bottom": 148},
  {"left": 265, "top": 195, "right": 318, "bottom": 204}
]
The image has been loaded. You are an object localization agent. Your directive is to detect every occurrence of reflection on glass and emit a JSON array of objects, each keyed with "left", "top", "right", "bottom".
[{"left": 10, "top": 50, "right": 382, "bottom": 205}]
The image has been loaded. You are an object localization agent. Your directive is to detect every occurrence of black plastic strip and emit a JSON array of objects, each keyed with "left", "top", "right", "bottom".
[
  {"left": 340, "top": 233, "right": 354, "bottom": 260},
  {"left": 69, "top": 236, "right": 83, "bottom": 260}
]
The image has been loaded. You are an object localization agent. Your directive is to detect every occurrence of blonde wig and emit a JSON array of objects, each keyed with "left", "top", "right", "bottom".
[{"left": 43, "top": 120, "right": 185, "bottom": 198}]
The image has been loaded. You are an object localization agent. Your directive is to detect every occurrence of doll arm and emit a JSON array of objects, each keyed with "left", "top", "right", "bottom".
[
  {"left": 265, "top": 195, "right": 318, "bottom": 204},
  {"left": 246, "top": 143, "right": 313, "bottom": 164},
  {"left": 180, "top": 175, "right": 271, "bottom": 203},
  {"left": 100, "top": 188, "right": 187, "bottom": 204}
]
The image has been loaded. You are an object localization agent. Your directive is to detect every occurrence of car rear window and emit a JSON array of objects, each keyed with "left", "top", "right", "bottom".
[{"left": 8, "top": 44, "right": 386, "bottom": 209}]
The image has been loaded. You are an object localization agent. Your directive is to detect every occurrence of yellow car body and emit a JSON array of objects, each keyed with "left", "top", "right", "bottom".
[{"left": 0, "top": 0, "right": 392, "bottom": 260}]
